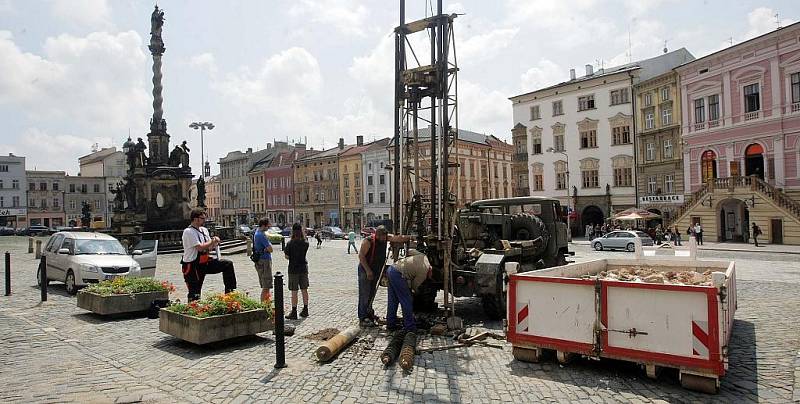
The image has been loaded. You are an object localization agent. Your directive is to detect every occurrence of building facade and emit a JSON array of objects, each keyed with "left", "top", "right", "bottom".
[
  {"left": 511, "top": 123, "right": 530, "bottom": 197},
  {"left": 25, "top": 171, "right": 65, "bottom": 227},
  {"left": 339, "top": 137, "right": 369, "bottom": 231},
  {"left": 510, "top": 49, "right": 694, "bottom": 235},
  {"left": 673, "top": 22, "right": 800, "bottom": 244},
  {"left": 205, "top": 175, "right": 221, "bottom": 222},
  {"left": 362, "top": 138, "right": 392, "bottom": 225},
  {"left": 264, "top": 146, "right": 306, "bottom": 226},
  {"left": 634, "top": 71, "right": 685, "bottom": 224},
  {"left": 78, "top": 147, "right": 126, "bottom": 225},
  {"left": 0, "top": 153, "right": 27, "bottom": 228},
  {"left": 64, "top": 176, "right": 106, "bottom": 227},
  {"left": 294, "top": 139, "right": 350, "bottom": 228},
  {"left": 218, "top": 147, "right": 268, "bottom": 227}
]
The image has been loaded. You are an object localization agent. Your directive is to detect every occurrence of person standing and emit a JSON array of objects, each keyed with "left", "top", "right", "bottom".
[
  {"left": 694, "top": 222, "right": 703, "bottom": 245},
  {"left": 315, "top": 231, "right": 323, "bottom": 249},
  {"left": 357, "top": 225, "right": 411, "bottom": 327},
  {"left": 347, "top": 230, "right": 359, "bottom": 254},
  {"left": 284, "top": 223, "right": 310, "bottom": 319},
  {"left": 752, "top": 222, "right": 762, "bottom": 247},
  {"left": 386, "top": 249, "right": 432, "bottom": 332},
  {"left": 181, "top": 208, "right": 237, "bottom": 302},
  {"left": 673, "top": 225, "right": 682, "bottom": 246},
  {"left": 253, "top": 218, "right": 274, "bottom": 303}
]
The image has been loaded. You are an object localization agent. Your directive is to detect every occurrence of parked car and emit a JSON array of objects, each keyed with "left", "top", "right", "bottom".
[
  {"left": 281, "top": 227, "right": 292, "bottom": 237},
  {"left": 0, "top": 226, "right": 17, "bottom": 236},
  {"left": 17, "top": 225, "right": 52, "bottom": 236},
  {"left": 38, "top": 232, "right": 158, "bottom": 295},
  {"left": 591, "top": 230, "right": 654, "bottom": 252},
  {"left": 321, "top": 226, "right": 346, "bottom": 240},
  {"left": 360, "top": 227, "right": 376, "bottom": 238},
  {"left": 266, "top": 226, "right": 284, "bottom": 243},
  {"left": 238, "top": 225, "right": 253, "bottom": 237},
  {"left": 305, "top": 227, "right": 317, "bottom": 237}
]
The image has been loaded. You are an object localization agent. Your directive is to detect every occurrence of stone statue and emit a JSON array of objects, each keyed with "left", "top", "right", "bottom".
[
  {"left": 123, "top": 137, "right": 136, "bottom": 172},
  {"left": 180, "top": 141, "right": 190, "bottom": 169},
  {"left": 110, "top": 181, "right": 126, "bottom": 211},
  {"left": 196, "top": 176, "right": 206, "bottom": 207},
  {"left": 149, "top": 6, "right": 165, "bottom": 54},
  {"left": 168, "top": 145, "right": 183, "bottom": 167},
  {"left": 572, "top": 185, "right": 578, "bottom": 197},
  {"left": 135, "top": 138, "right": 148, "bottom": 167},
  {"left": 123, "top": 176, "right": 136, "bottom": 210}
]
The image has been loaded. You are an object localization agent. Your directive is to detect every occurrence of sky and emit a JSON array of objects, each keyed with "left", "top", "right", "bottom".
[{"left": 0, "top": 0, "right": 797, "bottom": 175}]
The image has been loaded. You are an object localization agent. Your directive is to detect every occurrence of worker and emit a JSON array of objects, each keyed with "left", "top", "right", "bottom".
[
  {"left": 357, "top": 225, "right": 411, "bottom": 327},
  {"left": 386, "top": 249, "right": 432, "bottom": 332}
]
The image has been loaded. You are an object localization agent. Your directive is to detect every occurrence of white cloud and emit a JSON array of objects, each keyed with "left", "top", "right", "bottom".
[
  {"left": 288, "top": 0, "right": 369, "bottom": 37},
  {"left": 458, "top": 80, "right": 512, "bottom": 138},
  {"left": 520, "top": 59, "right": 566, "bottom": 93},
  {"left": 459, "top": 27, "right": 519, "bottom": 64},
  {"left": 743, "top": 7, "right": 795, "bottom": 41},
  {"left": 189, "top": 52, "right": 218, "bottom": 76},
  {"left": 50, "top": 0, "right": 113, "bottom": 30},
  {"left": 11, "top": 128, "right": 112, "bottom": 172}
]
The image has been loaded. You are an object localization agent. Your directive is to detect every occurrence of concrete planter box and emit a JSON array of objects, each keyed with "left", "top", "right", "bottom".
[
  {"left": 77, "top": 290, "right": 169, "bottom": 316},
  {"left": 159, "top": 308, "right": 273, "bottom": 345}
]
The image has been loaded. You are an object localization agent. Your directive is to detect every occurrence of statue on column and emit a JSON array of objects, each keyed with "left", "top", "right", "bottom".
[
  {"left": 135, "top": 138, "right": 148, "bottom": 167},
  {"left": 180, "top": 141, "right": 191, "bottom": 169},
  {"left": 196, "top": 176, "right": 206, "bottom": 207},
  {"left": 123, "top": 177, "right": 137, "bottom": 210},
  {"left": 110, "top": 181, "right": 126, "bottom": 211},
  {"left": 168, "top": 145, "right": 183, "bottom": 167}
]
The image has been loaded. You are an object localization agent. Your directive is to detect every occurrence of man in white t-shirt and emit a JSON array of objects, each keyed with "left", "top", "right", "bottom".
[{"left": 181, "top": 208, "right": 237, "bottom": 301}]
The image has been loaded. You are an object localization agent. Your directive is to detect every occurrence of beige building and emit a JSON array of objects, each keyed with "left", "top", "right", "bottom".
[
  {"left": 205, "top": 175, "right": 221, "bottom": 222},
  {"left": 511, "top": 123, "right": 529, "bottom": 197},
  {"left": 634, "top": 71, "right": 685, "bottom": 224},
  {"left": 25, "top": 171, "right": 65, "bottom": 227},
  {"left": 294, "top": 139, "right": 350, "bottom": 228},
  {"left": 339, "top": 136, "right": 369, "bottom": 231},
  {"left": 64, "top": 175, "right": 106, "bottom": 227},
  {"left": 78, "top": 147, "right": 126, "bottom": 225}
]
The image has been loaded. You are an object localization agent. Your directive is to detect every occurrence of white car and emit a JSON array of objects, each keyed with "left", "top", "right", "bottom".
[{"left": 37, "top": 232, "right": 158, "bottom": 295}]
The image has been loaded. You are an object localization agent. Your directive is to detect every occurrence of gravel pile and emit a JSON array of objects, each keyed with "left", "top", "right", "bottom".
[{"left": 591, "top": 266, "right": 714, "bottom": 285}]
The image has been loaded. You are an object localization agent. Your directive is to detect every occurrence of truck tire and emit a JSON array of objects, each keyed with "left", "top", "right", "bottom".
[{"left": 508, "top": 213, "right": 549, "bottom": 256}]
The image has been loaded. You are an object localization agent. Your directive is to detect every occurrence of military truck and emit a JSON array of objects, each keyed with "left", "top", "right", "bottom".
[{"left": 414, "top": 196, "right": 571, "bottom": 319}]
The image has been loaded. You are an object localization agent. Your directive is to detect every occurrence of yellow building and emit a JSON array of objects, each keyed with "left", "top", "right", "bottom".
[
  {"left": 293, "top": 139, "right": 349, "bottom": 228},
  {"left": 339, "top": 136, "right": 369, "bottom": 231}
]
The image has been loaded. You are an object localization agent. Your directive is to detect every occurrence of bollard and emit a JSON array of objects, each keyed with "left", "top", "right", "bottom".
[
  {"left": 28, "top": 237, "right": 34, "bottom": 253},
  {"left": 4, "top": 251, "right": 10, "bottom": 296},
  {"left": 273, "top": 272, "right": 287, "bottom": 368},
  {"left": 34, "top": 240, "right": 42, "bottom": 260},
  {"left": 246, "top": 238, "right": 253, "bottom": 256},
  {"left": 40, "top": 256, "right": 47, "bottom": 302}
]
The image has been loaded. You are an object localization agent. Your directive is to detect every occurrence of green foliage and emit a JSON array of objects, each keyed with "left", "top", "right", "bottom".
[{"left": 82, "top": 277, "right": 175, "bottom": 296}]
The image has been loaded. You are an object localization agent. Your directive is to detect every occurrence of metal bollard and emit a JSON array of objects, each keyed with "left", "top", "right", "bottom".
[
  {"left": 34, "top": 240, "right": 42, "bottom": 259},
  {"left": 40, "top": 255, "right": 47, "bottom": 302},
  {"left": 4, "top": 251, "right": 10, "bottom": 296},
  {"left": 273, "top": 272, "right": 287, "bottom": 368},
  {"left": 28, "top": 237, "right": 34, "bottom": 253}
]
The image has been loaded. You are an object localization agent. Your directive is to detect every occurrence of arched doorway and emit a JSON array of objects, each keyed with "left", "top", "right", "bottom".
[
  {"left": 701, "top": 150, "right": 717, "bottom": 183},
  {"left": 581, "top": 205, "right": 605, "bottom": 235},
  {"left": 646, "top": 208, "right": 663, "bottom": 229},
  {"left": 718, "top": 198, "right": 747, "bottom": 242},
  {"left": 744, "top": 143, "right": 764, "bottom": 179}
]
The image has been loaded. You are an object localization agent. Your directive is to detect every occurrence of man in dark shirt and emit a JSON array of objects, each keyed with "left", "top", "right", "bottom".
[
  {"left": 284, "top": 223, "right": 310, "bottom": 319},
  {"left": 356, "top": 225, "right": 410, "bottom": 327}
]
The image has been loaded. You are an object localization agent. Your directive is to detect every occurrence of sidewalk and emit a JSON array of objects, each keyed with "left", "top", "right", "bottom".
[{"left": 572, "top": 238, "right": 800, "bottom": 255}]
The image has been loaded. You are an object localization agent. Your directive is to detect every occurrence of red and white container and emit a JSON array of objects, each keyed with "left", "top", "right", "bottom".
[{"left": 507, "top": 249, "right": 736, "bottom": 393}]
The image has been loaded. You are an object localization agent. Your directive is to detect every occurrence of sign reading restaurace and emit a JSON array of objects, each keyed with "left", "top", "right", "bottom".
[
  {"left": 0, "top": 208, "right": 27, "bottom": 216},
  {"left": 639, "top": 195, "right": 684, "bottom": 205}
]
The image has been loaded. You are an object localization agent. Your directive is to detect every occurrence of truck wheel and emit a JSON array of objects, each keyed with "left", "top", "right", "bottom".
[{"left": 508, "top": 213, "right": 549, "bottom": 251}]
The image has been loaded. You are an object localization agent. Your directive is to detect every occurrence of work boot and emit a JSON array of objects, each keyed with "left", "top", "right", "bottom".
[
  {"left": 285, "top": 307, "right": 298, "bottom": 320},
  {"left": 300, "top": 306, "right": 309, "bottom": 318}
]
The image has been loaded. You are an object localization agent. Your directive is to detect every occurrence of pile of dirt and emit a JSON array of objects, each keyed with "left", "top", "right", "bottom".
[
  {"left": 593, "top": 267, "right": 714, "bottom": 286},
  {"left": 303, "top": 328, "right": 340, "bottom": 341}
]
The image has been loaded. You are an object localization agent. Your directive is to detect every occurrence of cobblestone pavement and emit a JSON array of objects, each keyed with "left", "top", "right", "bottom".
[{"left": 0, "top": 236, "right": 798, "bottom": 403}]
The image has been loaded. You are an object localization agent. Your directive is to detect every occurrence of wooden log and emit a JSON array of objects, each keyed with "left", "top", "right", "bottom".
[{"left": 315, "top": 325, "right": 361, "bottom": 362}]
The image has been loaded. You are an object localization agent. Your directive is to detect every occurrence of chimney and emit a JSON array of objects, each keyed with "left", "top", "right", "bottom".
[
  {"left": 585, "top": 64, "right": 593, "bottom": 76},
  {"left": 356, "top": 135, "right": 364, "bottom": 146},
  {"left": 569, "top": 69, "right": 576, "bottom": 80},
  {"left": 247, "top": 147, "right": 253, "bottom": 154},
  {"left": 295, "top": 143, "right": 306, "bottom": 151},
  {"left": 266, "top": 143, "right": 272, "bottom": 150},
  {"left": 338, "top": 138, "right": 345, "bottom": 150}
]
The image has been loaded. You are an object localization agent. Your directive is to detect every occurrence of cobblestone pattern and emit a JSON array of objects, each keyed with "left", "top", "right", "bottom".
[{"left": 0, "top": 236, "right": 798, "bottom": 403}]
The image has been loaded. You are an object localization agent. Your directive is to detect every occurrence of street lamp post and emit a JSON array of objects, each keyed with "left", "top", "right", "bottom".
[
  {"left": 189, "top": 121, "right": 214, "bottom": 178},
  {"left": 547, "top": 147, "right": 571, "bottom": 238}
]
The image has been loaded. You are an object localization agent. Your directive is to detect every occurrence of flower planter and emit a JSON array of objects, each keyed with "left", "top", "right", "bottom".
[
  {"left": 159, "top": 308, "right": 273, "bottom": 345},
  {"left": 77, "top": 290, "right": 170, "bottom": 316}
]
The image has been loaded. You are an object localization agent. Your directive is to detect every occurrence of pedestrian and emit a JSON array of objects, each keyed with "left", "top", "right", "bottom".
[
  {"left": 386, "top": 249, "right": 432, "bottom": 332},
  {"left": 284, "top": 223, "right": 310, "bottom": 319},
  {"left": 673, "top": 225, "right": 682, "bottom": 246},
  {"left": 694, "top": 222, "right": 703, "bottom": 245},
  {"left": 357, "top": 225, "right": 411, "bottom": 327},
  {"left": 315, "top": 231, "right": 323, "bottom": 249},
  {"left": 347, "top": 230, "right": 359, "bottom": 254},
  {"left": 752, "top": 222, "right": 762, "bottom": 247},
  {"left": 180, "top": 208, "right": 237, "bottom": 302},
  {"left": 585, "top": 224, "right": 593, "bottom": 240},
  {"left": 253, "top": 217, "right": 274, "bottom": 304}
]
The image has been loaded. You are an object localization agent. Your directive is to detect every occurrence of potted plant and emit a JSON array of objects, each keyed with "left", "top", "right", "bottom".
[
  {"left": 77, "top": 278, "right": 175, "bottom": 316},
  {"left": 159, "top": 291, "right": 273, "bottom": 345}
]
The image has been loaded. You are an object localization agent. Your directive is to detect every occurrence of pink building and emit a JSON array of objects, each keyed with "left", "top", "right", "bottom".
[
  {"left": 264, "top": 147, "right": 307, "bottom": 226},
  {"left": 673, "top": 22, "right": 800, "bottom": 244}
]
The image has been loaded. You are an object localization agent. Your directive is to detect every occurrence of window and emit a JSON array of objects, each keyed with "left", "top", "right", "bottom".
[
  {"left": 367, "top": 175, "right": 373, "bottom": 186},
  {"left": 610, "top": 88, "right": 629, "bottom": 105},
  {"left": 708, "top": 94, "right": 720, "bottom": 121},
  {"left": 582, "top": 170, "right": 599, "bottom": 188},
  {"left": 612, "top": 126, "right": 631, "bottom": 145},
  {"left": 555, "top": 161, "right": 567, "bottom": 190},
  {"left": 744, "top": 83, "right": 760, "bottom": 112},
  {"left": 792, "top": 72, "right": 800, "bottom": 103},
  {"left": 661, "top": 86, "right": 670, "bottom": 101},
  {"left": 647, "top": 176, "right": 658, "bottom": 194},
  {"left": 30, "top": 199, "right": 35, "bottom": 208},
  {"left": 664, "top": 174, "right": 674, "bottom": 194},
  {"left": 552, "top": 100, "right": 563, "bottom": 116},
  {"left": 95, "top": 200, "right": 100, "bottom": 210},
  {"left": 69, "top": 183, "right": 75, "bottom": 193},
  {"left": 645, "top": 110, "right": 655, "bottom": 129},
  {"left": 29, "top": 182, "right": 35, "bottom": 191},
  {"left": 344, "top": 175, "right": 349, "bottom": 188},
  {"left": 81, "top": 184, "right": 87, "bottom": 193},
  {"left": 0, "top": 196, "right": 3, "bottom": 207},
  {"left": 701, "top": 150, "right": 717, "bottom": 182},
  {"left": 553, "top": 133, "right": 565, "bottom": 152},
  {"left": 580, "top": 130, "right": 597, "bottom": 148},
  {"left": 530, "top": 105, "right": 540, "bottom": 120},
  {"left": 644, "top": 92, "right": 652, "bottom": 106},
  {"left": 380, "top": 192, "right": 386, "bottom": 203},
  {"left": 663, "top": 139, "right": 673, "bottom": 159},
  {"left": 646, "top": 142, "right": 655, "bottom": 161},
  {"left": 578, "top": 95, "right": 595, "bottom": 111},
  {"left": 93, "top": 184, "right": 100, "bottom": 193},
  {"left": 612, "top": 156, "right": 633, "bottom": 187},
  {"left": 694, "top": 98, "right": 705, "bottom": 123},
  {"left": 0, "top": 179, "right": 3, "bottom": 189},
  {"left": 379, "top": 175, "right": 385, "bottom": 185},
  {"left": 661, "top": 107, "right": 672, "bottom": 125},
  {"left": 0, "top": 165, "right": 7, "bottom": 172},
  {"left": 531, "top": 130, "right": 542, "bottom": 154},
  {"left": 52, "top": 182, "right": 59, "bottom": 191},
  {"left": 53, "top": 198, "right": 60, "bottom": 208},
  {"left": 12, "top": 196, "right": 19, "bottom": 207},
  {"left": 12, "top": 179, "right": 19, "bottom": 189},
  {"left": 368, "top": 193, "right": 374, "bottom": 204}
]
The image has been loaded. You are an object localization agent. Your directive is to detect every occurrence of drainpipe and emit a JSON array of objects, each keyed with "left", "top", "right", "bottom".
[{"left": 630, "top": 71, "right": 639, "bottom": 209}]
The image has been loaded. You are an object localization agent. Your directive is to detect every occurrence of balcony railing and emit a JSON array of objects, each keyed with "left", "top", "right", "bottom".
[
  {"left": 744, "top": 111, "right": 759, "bottom": 121},
  {"left": 791, "top": 102, "right": 800, "bottom": 113},
  {"left": 707, "top": 119, "right": 720, "bottom": 128},
  {"left": 693, "top": 122, "right": 705, "bottom": 131}
]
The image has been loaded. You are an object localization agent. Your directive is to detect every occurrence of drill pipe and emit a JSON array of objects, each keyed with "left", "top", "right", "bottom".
[
  {"left": 315, "top": 326, "right": 361, "bottom": 362},
  {"left": 381, "top": 330, "right": 407, "bottom": 365},
  {"left": 399, "top": 332, "right": 418, "bottom": 371}
]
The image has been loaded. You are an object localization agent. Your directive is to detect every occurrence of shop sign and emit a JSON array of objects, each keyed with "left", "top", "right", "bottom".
[
  {"left": 0, "top": 208, "right": 27, "bottom": 216},
  {"left": 639, "top": 195, "right": 684, "bottom": 205}
]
